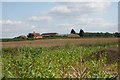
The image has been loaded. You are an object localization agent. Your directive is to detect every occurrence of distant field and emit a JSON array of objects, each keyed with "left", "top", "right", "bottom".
[{"left": 1, "top": 38, "right": 118, "bottom": 48}]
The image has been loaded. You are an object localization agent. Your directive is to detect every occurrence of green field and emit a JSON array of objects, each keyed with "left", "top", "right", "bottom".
[
  {"left": 0, "top": 57, "right": 2, "bottom": 79},
  {"left": 1, "top": 43, "right": 118, "bottom": 78}
]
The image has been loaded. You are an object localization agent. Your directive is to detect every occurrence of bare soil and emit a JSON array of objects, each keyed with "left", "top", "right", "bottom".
[{"left": 87, "top": 47, "right": 119, "bottom": 64}]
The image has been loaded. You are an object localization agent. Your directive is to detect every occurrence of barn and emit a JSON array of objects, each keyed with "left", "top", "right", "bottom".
[
  {"left": 63, "top": 34, "right": 80, "bottom": 37},
  {"left": 27, "top": 31, "right": 43, "bottom": 39},
  {"left": 33, "top": 32, "right": 42, "bottom": 39},
  {"left": 41, "top": 33, "right": 58, "bottom": 37}
]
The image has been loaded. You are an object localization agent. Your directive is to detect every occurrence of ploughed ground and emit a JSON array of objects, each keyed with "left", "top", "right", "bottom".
[
  {"left": 89, "top": 47, "right": 119, "bottom": 64},
  {"left": 86, "top": 46, "right": 119, "bottom": 77}
]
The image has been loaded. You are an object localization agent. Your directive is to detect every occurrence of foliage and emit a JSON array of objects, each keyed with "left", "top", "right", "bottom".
[
  {"left": 83, "top": 32, "right": 114, "bottom": 38},
  {"left": 114, "top": 32, "right": 120, "bottom": 37},
  {"left": 27, "top": 33, "right": 34, "bottom": 38},
  {"left": 71, "top": 29, "right": 76, "bottom": 34},
  {"left": 2, "top": 44, "right": 118, "bottom": 78},
  {"left": 79, "top": 29, "right": 84, "bottom": 37},
  {"left": 1, "top": 38, "right": 26, "bottom": 42},
  {"left": 14, "top": 36, "right": 27, "bottom": 39}
]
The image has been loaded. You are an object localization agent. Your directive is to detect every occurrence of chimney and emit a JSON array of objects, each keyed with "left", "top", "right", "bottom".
[{"left": 33, "top": 31, "right": 35, "bottom": 33}]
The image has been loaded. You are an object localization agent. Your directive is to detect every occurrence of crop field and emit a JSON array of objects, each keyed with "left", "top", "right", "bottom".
[
  {"left": 1, "top": 38, "right": 118, "bottom": 48},
  {"left": 0, "top": 38, "right": 119, "bottom": 79}
]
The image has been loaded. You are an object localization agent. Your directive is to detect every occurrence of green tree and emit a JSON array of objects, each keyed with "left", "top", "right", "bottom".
[
  {"left": 114, "top": 32, "right": 120, "bottom": 37},
  {"left": 71, "top": 29, "right": 76, "bottom": 34},
  {"left": 79, "top": 29, "right": 84, "bottom": 37},
  {"left": 16, "top": 36, "right": 27, "bottom": 39},
  {"left": 27, "top": 33, "right": 34, "bottom": 38}
]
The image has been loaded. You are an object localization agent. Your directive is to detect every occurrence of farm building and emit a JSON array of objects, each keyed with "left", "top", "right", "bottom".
[
  {"left": 63, "top": 34, "right": 80, "bottom": 37},
  {"left": 41, "top": 33, "right": 58, "bottom": 37},
  {"left": 27, "top": 31, "right": 43, "bottom": 39}
]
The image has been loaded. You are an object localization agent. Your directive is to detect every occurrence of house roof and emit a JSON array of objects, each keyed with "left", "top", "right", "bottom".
[
  {"left": 33, "top": 33, "right": 41, "bottom": 36},
  {"left": 42, "top": 33, "right": 58, "bottom": 35},
  {"left": 64, "top": 34, "right": 80, "bottom": 37}
]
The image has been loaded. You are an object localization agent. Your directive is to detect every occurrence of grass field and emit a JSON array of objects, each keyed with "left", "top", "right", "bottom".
[{"left": 1, "top": 38, "right": 119, "bottom": 78}]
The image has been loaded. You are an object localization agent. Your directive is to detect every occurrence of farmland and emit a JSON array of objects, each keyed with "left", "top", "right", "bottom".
[
  {"left": 1, "top": 38, "right": 118, "bottom": 48},
  {"left": 1, "top": 38, "right": 119, "bottom": 79}
]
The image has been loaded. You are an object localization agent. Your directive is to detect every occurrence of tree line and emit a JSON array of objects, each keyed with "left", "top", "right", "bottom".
[
  {"left": 1, "top": 29, "right": 120, "bottom": 42},
  {"left": 70, "top": 29, "right": 120, "bottom": 38}
]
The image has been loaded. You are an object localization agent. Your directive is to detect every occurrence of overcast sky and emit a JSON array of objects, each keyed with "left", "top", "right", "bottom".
[{"left": 0, "top": 0, "right": 119, "bottom": 38}]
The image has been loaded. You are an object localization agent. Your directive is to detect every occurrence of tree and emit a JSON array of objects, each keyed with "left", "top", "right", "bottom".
[
  {"left": 114, "top": 32, "right": 120, "bottom": 37},
  {"left": 71, "top": 29, "right": 76, "bottom": 34},
  {"left": 17, "top": 36, "right": 27, "bottom": 39},
  {"left": 27, "top": 33, "right": 34, "bottom": 38},
  {"left": 79, "top": 29, "right": 84, "bottom": 37}
]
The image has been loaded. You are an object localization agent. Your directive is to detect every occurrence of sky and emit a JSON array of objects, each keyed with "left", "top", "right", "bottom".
[{"left": 0, "top": 0, "right": 119, "bottom": 38}]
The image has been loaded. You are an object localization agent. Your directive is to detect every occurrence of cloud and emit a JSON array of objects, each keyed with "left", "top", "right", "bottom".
[
  {"left": 47, "top": 2, "right": 111, "bottom": 19},
  {"left": 28, "top": 16, "right": 52, "bottom": 21},
  {"left": 0, "top": 20, "right": 2, "bottom": 25},
  {"left": 1, "top": 19, "right": 56, "bottom": 38},
  {"left": 50, "top": 5, "right": 71, "bottom": 13},
  {"left": 55, "top": 23, "right": 76, "bottom": 33},
  {"left": 75, "top": 15, "right": 116, "bottom": 27},
  {"left": 2, "top": 20, "right": 23, "bottom": 26},
  {"left": 31, "top": 25, "right": 36, "bottom": 29},
  {"left": 1, "top": 19, "right": 38, "bottom": 38},
  {"left": 84, "top": 2, "right": 110, "bottom": 11},
  {"left": 59, "top": 0, "right": 115, "bottom": 2},
  {"left": 2, "top": 0, "right": 117, "bottom": 2},
  {"left": 69, "top": 2, "right": 110, "bottom": 12},
  {"left": 74, "top": 15, "right": 117, "bottom": 32},
  {"left": 53, "top": 14, "right": 117, "bottom": 33}
]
